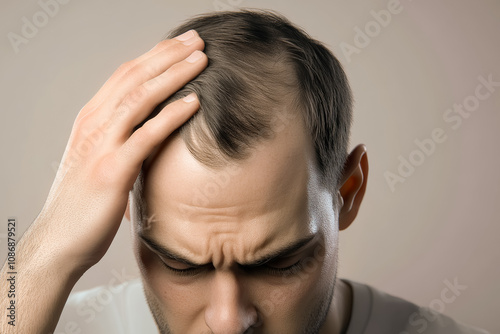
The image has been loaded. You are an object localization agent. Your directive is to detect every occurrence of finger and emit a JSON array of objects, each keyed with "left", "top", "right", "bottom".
[
  {"left": 76, "top": 39, "right": 178, "bottom": 124},
  {"left": 79, "top": 30, "right": 203, "bottom": 122},
  {"left": 116, "top": 93, "right": 200, "bottom": 170},
  {"left": 106, "top": 33, "right": 204, "bottom": 110},
  {"left": 107, "top": 31, "right": 202, "bottom": 100},
  {"left": 110, "top": 50, "right": 208, "bottom": 138}
]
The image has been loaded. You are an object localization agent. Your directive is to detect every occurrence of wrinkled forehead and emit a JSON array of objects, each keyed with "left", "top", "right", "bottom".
[
  {"left": 133, "top": 116, "right": 327, "bottom": 262},
  {"left": 143, "top": 112, "right": 315, "bottom": 208}
]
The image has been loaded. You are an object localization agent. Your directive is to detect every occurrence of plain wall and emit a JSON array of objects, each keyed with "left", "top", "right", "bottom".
[{"left": 1, "top": 0, "right": 498, "bottom": 332}]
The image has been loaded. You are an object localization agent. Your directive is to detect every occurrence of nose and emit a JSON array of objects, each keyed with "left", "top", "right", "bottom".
[{"left": 204, "top": 271, "right": 259, "bottom": 334}]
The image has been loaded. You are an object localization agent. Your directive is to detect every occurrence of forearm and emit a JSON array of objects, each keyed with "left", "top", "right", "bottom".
[
  {"left": 0, "top": 30, "right": 205, "bottom": 334},
  {"left": 0, "top": 221, "right": 86, "bottom": 334}
]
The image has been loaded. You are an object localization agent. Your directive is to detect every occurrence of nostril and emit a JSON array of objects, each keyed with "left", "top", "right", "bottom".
[
  {"left": 244, "top": 317, "right": 263, "bottom": 334},
  {"left": 205, "top": 307, "right": 260, "bottom": 334}
]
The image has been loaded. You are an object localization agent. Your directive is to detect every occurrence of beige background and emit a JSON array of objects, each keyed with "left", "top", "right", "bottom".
[{"left": 1, "top": 0, "right": 498, "bottom": 332}]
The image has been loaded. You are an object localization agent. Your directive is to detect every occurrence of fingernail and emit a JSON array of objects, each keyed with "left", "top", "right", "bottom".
[
  {"left": 183, "top": 93, "right": 196, "bottom": 103},
  {"left": 175, "top": 30, "right": 195, "bottom": 41},
  {"left": 176, "top": 30, "right": 198, "bottom": 45},
  {"left": 185, "top": 50, "right": 203, "bottom": 63}
]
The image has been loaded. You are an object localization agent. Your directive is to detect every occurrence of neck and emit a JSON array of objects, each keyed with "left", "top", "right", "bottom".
[{"left": 320, "top": 279, "right": 353, "bottom": 334}]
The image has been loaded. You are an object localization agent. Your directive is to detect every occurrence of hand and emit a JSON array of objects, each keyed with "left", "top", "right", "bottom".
[
  {"left": 0, "top": 29, "right": 207, "bottom": 334},
  {"left": 25, "top": 29, "right": 207, "bottom": 273}
]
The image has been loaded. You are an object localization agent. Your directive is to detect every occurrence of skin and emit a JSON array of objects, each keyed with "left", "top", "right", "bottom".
[
  {"left": 125, "top": 112, "right": 368, "bottom": 332},
  {"left": 0, "top": 27, "right": 369, "bottom": 334},
  {"left": 0, "top": 30, "right": 207, "bottom": 333}
]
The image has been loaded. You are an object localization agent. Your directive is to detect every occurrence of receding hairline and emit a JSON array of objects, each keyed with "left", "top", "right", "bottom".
[
  {"left": 133, "top": 9, "right": 353, "bottom": 199},
  {"left": 168, "top": 13, "right": 305, "bottom": 168}
]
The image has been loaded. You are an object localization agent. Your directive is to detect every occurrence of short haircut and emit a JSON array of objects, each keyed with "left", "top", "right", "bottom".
[{"left": 136, "top": 9, "right": 352, "bottom": 190}]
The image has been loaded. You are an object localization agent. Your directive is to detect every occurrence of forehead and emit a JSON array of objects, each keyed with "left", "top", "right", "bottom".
[{"left": 137, "top": 115, "right": 325, "bottom": 261}]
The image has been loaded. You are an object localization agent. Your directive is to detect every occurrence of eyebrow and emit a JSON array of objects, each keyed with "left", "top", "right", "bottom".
[{"left": 139, "top": 233, "right": 317, "bottom": 268}]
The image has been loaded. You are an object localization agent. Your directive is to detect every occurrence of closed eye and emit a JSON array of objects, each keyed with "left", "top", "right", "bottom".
[
  {"left": 159, "top": 255, "right": 305, "bottom": 277},
  {"left": 159, "top": 257, "right": 210, "bottom": 276},
  {"left": 262, "top": 259, "right": 304, "bottom": 276},
  {"left": 240, "top": 255, "right": 306, "bottom": 277}
]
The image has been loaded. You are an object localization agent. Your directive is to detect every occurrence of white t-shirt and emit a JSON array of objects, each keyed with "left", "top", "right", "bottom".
[{"left": 54, "top": 279, "right": 489, "bottom": 334}]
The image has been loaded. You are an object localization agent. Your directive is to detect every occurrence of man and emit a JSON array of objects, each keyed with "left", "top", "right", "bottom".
[{"left": 0, "top": 10, "right": 488, "bottom": 334}]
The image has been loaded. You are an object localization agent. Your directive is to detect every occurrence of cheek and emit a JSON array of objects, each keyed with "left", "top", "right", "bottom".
[
  {"left": 135, "top": 242, "right": 170, "bottom": 305},
  {"left": 254, "top": 242, "right": 336, "bottom": 323}
]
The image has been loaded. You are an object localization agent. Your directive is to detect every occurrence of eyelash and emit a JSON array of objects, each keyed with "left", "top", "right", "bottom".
[
  {"left": 160, "top": 261, "right": 206, "bottom": 276},
  {"left": 262, "top": 259, "right": 304, "bottom": 276},
  {"left": 160, "top": 258, "right": 305, "bottom": 277}
]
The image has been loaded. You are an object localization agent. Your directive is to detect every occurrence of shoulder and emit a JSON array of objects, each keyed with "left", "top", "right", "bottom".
[
  {"left": 343, "top": 279, "right": 489, "bottom": 334},
  {"left": 55, "top": 279, "right": 157, "bottom": 334}
]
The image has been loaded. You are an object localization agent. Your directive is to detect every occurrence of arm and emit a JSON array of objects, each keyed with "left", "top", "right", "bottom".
[{"left": 0, "top": 29, "right": 207, "bottom": 333}]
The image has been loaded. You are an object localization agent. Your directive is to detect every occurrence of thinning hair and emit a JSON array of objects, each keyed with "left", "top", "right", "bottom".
[{"left": 136, "top": 9, "right": 352, "bottom": 190}]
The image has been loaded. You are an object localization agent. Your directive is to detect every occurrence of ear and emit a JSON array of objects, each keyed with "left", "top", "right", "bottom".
[
  {"left": 124, "top": 197, "right": 131, "bottom": 222},
  {"left": 337, "top": 144, "right": 369, "bottom": 231}
]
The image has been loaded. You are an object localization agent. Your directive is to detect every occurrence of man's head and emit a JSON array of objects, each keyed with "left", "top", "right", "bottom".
[{"left": 126, "top": 10, "right": 368, "bottom": 333}]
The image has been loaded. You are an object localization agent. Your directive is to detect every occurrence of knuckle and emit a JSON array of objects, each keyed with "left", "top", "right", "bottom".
[
  {"left": 132, "top": 121, "right": 160, "bottom": 149},
  {"left": 132, "top": 62, "right": 157, "bottom": 79},
  {"left": 136, "top": 121, "right": 157, "bottom": 141},
  {"left": 153, "top": 39, "right": 171, "bottom": 50},
  {"left": 116, "top": 60, "right": 134, "bottom": 75},
  {"left": 115, "top": 102, "right": 131, "bottom": 121},
  {"left": 73, "top": 112, "right": 94, "bottom": 134},
  {"left": 117, "top": 86, "right": 149, "bottom": 118},
  {"left": 143, "top": 76, "right": 160, "bottom": 91},
  {"left": 126, "top": 85, "right": 149, "bottom": 105}
]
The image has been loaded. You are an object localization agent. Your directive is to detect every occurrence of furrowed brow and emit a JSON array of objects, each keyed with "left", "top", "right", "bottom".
[
  {"left": 241, "top": 234, "right": 317, "bottom": 267},
  {"left": 139, "top": 233, "right": 317, "bottom": 268},
  {"left": 139, "top": 234, "right": 204, "bottom": 267}
]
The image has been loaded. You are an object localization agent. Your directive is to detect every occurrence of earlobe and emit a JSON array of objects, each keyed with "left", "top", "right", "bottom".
[
  {"left": 124, "top": 198, "right": 131, "bottom": 222},
  {"left": 336, "top": 191, "right": 344, "bottom": 210},
  {"left": 337, "top": 144, "right": 369, "bottom": 230}
]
